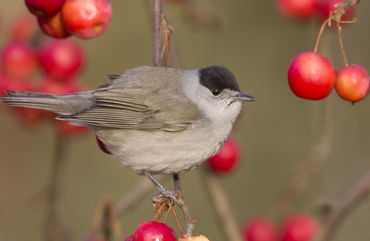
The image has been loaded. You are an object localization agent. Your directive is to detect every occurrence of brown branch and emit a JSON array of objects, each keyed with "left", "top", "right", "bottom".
[
  {"left": 173, "top": 174, "right": 196, "bottom": 237},
  {"left": 152, "top": 0, "right": 163, "bottom": 66},
  {"left": 313, "top": 167, "right": 370, "bottom": 241},
  {"left": 200, "top": 168, "right": 243, "bottom": 241},
  {"left": 269, "top": 98, "right": 334, "bottom": 217},
  {"left": 43, "top": 132, "right": 71, "bottom": 241},
  {"left": 329, "top": 0, "right": 359, "bottom": 23},
  {"left": 151, "top": 0, "right": 195, "bottom": 236}
]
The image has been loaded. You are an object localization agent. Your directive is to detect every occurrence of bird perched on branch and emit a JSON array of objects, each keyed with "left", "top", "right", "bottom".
[{"left": 0, "top": 65, "right": 254, "bottom": 199}]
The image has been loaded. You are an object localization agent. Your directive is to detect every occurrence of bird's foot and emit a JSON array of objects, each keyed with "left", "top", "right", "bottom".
[
  {"left": 143, "top": 170, "right": 177, "bottom": 204},
  {"left": 154, "top": 186, "right": 177, "bottom": 204}
]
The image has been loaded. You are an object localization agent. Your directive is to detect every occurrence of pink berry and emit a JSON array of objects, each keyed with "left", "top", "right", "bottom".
[
  {"left": 316, "top": 0, "right": 356, "bottom": 21},
  {"left": 288, "top": 51, "right": 336, "bottom": 100},
  {"left": 133, "top": 221, "right": 177, "bottom": 241},
  {"left": 243, "top": 218, "right": 277, "bottom": 241},
  {"left": 96, "top": 136, "right": 112, "bottom": 154},
  {"left": 38, "top": 12, "right": 71, "bottom": 39},
  {"left": 61, "top": 0, "right": 112, "bottom": 39},
  {"left": 207, "top": 138, "right": 241, "bottom": 174},
  {"left": 38, "top": 39, "right": 85, "bottom": 81},
  {"left": 281, "top": 214, "right": 318, "bottom": 241},
  {"left": 335, "top": 64, "right": 370, "bottom": 103},
  {"left": 25, "top": 0, "right": 66, "bottom": 17},
  {"left": 276, "top": 0, "right": 317, "bottom": 19},
  {"left": 1, "top": 41, "right": 38, "bottom": 80}
]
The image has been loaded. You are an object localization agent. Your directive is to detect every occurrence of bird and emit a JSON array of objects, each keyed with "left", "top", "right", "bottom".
[{"left": 0, "top": 65, "right": 254, "bottom": 199}]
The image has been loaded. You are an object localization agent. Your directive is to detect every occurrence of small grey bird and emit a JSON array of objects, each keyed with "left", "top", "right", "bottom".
[{"left": 0, "top": 65, "right": 254, "bottom": 197}]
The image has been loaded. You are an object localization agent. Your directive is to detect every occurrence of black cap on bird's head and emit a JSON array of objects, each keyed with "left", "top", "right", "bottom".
[{"left": 199, "top": 66, "right": 255, "bottom": 101}]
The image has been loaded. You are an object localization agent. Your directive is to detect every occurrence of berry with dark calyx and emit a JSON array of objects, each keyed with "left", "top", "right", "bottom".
[
  {"left": 316, "top": 0, "right": 356, "bottom": 21},
  {"left": 38, "top": 39, "right": 85, "bottom": 81},
  {"left": 335, "top": 64, "right": 370, "bottom": 103},
  {"left": 207, "top": 138, "right": 241, "bottom": 174},
  {"left": 132, "top": 221, "right": 177, "bottom": 241},
  {"left": 276, "top": 0, "right": 317, "bottom": 19},
  {"left": 10, "top": 13, "right": 37, "bottom": 41},
  {"left": 96, "top": 136, "right": 112, "bottom": 154},
  {"left": 288, "top": 51, "right": 336, "bottom": 100},
  {"left": 1, "top": 41, "right": 38, "bottom": 80},
  {"left": 243, "top": 218, "right": 277, "bottom": 241},
  {"left": 281, "top": 214, "right": 318, "bottom": 241},
  {"left": 25, "top": 0, "right": 66, "bottom": 17},
  {"left": 38, "top": 12, "right": 71, "bottom": 39},
  {"left": 61, "top": 0, "right": 112, "bottom": 39}
]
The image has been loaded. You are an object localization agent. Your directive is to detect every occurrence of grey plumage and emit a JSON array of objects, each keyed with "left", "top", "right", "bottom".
[
  {"left": 1, "top": 66, "right": 201, "bottom": 131},
  {"left": 0, "top": 65, "right": 252, "bottom": 174}
]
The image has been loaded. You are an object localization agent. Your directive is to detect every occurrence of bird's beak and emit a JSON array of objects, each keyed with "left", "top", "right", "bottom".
[{"left": 233, "top": 92, "right": 255, "bottom": 102}]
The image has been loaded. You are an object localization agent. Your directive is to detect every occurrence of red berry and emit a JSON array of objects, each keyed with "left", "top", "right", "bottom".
[
  {"left": 10, "top": 13, "right": 38, "bottom": 41},
  {"left": 133, "top": 221, "right": 177, "bottom": 241},
  {"left": 207, "top": 138, "right": 241, "bottom": 174},
  {"left": 316, "top": 0, "right": 356, "bottom": 21},
  {"left": 96, "top": 136, "right": 112, "bottom": 154},
  {"left": 25, "top": 0, "right": 65, "bottom": 17},
  {"left": 281, "top": 214, "right": 318, "bottom": 241},
  {"left": 335, "top": 64, "right": 370, "bottom": 103},
  {"left": 38, "top": 12, "right": 71, "bottom": 39},
  {"left": 61, "top": 0, "right": 112, "bottom": 39},
  {"left": 276, "top": 0, "right": 317, "bottom": 19},
  {"left": 288, "top": 51, "right": 336, "bottom": 100},
  {"left": 39, "top": 39, "right": 85, "bottom": 81},
  {"left": 243, "top": 218, "right": 277, "bottom": 241},
  {"left": 1, "top": 41, "right": 38, "bottom": 80}
]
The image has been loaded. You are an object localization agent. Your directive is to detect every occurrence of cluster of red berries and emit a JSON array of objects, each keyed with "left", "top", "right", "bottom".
[
  {"left": 276, "top": 0, "right": 355, "bottom": 21},
  {"left": 0, "top": 13, "right": 88, "bottom": 136},
  {"left": 25, "top": 0, "right": 112, "bottom": 39},
  {"left": 243, "top": 214, "right": 318, "bottom": 241},
  {"left": 285, "top": 0, "right": 369, "bottom": 103},
  {"left": 288, "top": 51, "right": 370, "bottom": 103}
]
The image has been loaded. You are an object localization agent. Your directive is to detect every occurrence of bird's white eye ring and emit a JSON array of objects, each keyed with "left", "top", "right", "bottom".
[{"left": 211, "top": 88, "right": 221, "bottom": 96}]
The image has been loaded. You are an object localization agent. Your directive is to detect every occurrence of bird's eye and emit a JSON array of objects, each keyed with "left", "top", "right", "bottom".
[{"left": 211, "top": 88, "right": 221, "bottom": 96}]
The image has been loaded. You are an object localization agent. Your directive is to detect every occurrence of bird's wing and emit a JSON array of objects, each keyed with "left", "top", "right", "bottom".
[{"left": 59, "top": 81, "right": 201, "bottom": 131}]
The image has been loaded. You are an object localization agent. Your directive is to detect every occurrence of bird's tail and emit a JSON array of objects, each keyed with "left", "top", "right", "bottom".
[{"left": 0, "top": 90, "right": 93, "bottom": 115}]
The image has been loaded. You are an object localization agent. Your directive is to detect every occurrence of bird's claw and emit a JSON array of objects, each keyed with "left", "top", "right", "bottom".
[{"left": 153, "top": 187, "right": 177, "bottom": 204}]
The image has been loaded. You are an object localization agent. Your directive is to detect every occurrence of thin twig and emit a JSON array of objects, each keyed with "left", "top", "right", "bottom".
[
  {"left": 43, "top": 132, "right": 71, "bottom": 241},
  {"left": 173, "top": 174, "right": 196, "bottom": 237},
  {"left": 336, "top": 22, "right": 349, "bottom": 67},
  {"left": 200, "top": 169, "right": 244, "bottom": 241},
  {"left": 313, "top": 167, "right": 370, "bottom": 241},
  {"left": 152, "top": 0, "right": 163, "bottom": 66},
  {"left": 151, "top": 0, "right": 195, "bottom": 236},
  {"left": 313, "top": 19, "right": 329, "bottom": 52}
]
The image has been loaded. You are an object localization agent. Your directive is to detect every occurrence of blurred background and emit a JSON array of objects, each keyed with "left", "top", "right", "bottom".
[{"left": 0, "top": 0, "right": 370, "bottom": 241}]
